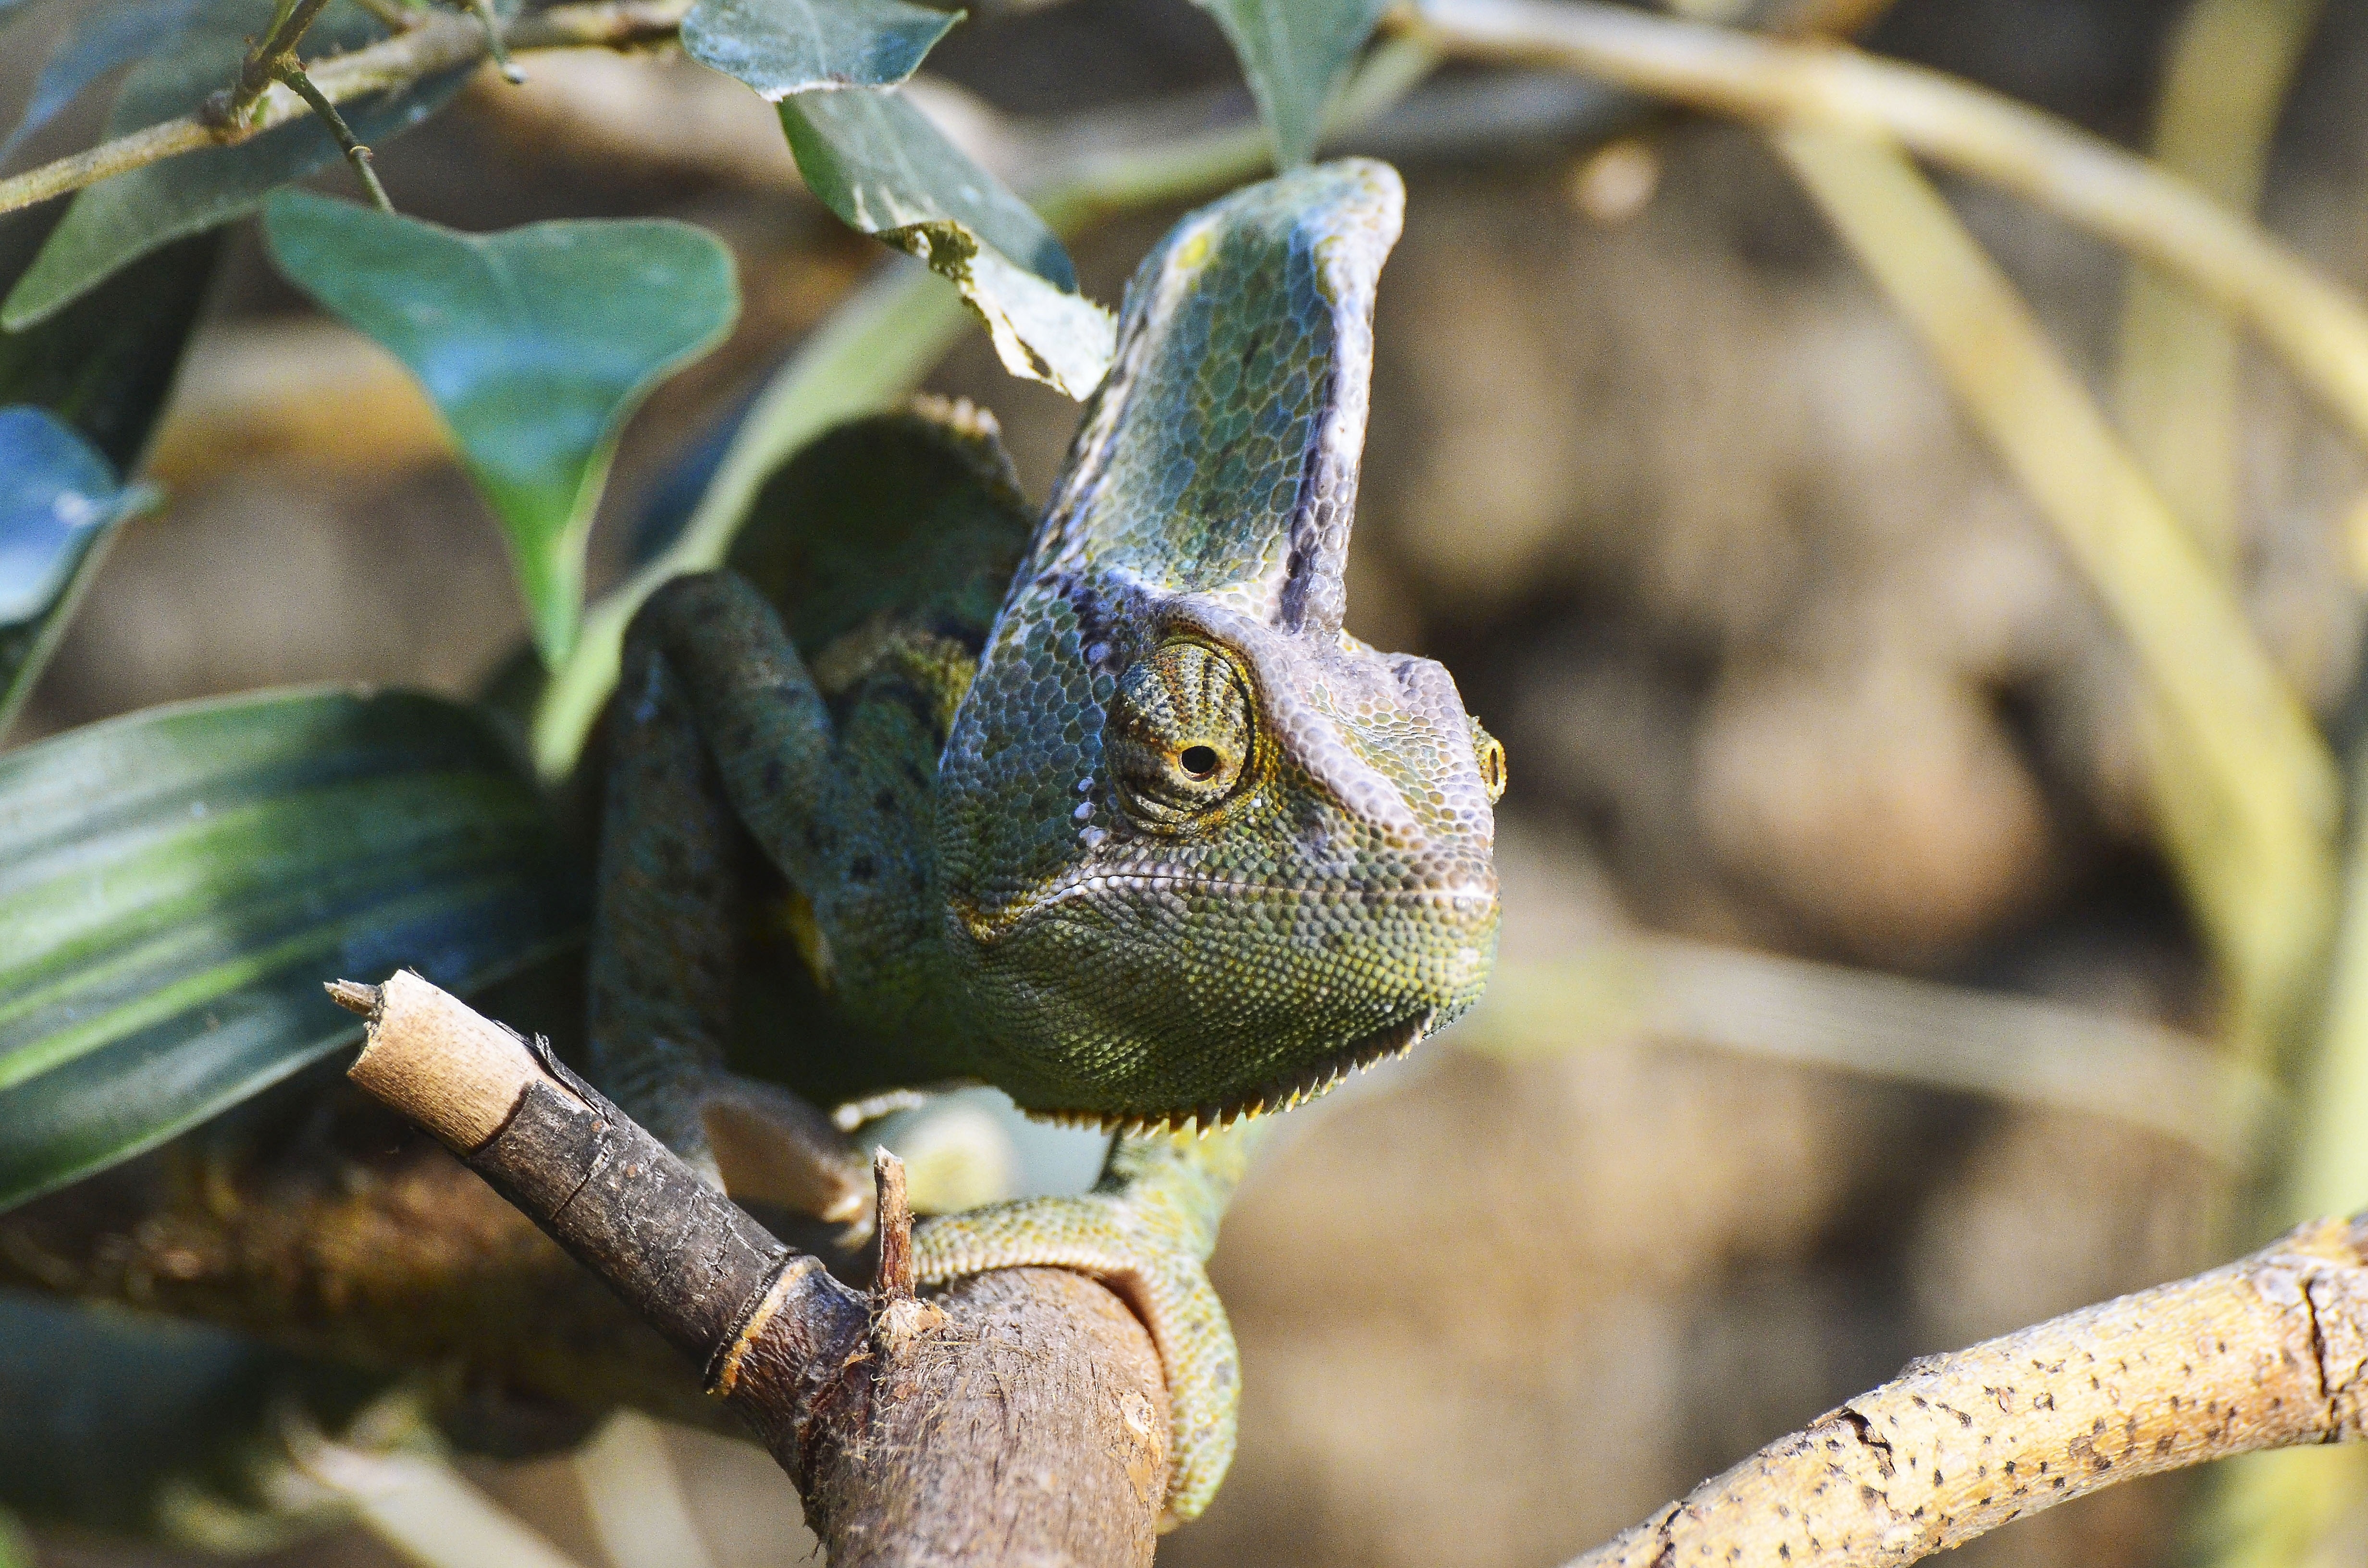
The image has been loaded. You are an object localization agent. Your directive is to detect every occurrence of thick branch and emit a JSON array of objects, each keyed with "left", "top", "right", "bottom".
[
  {"left": 1570, "top": 1215, "right": 2368, "bottom": 1568},
  {"left": 339, "top": 972, "right": 1167, "bottom": 1564},
  {"left": 0, "top": 0, "right": 690, "bottom": 216}
]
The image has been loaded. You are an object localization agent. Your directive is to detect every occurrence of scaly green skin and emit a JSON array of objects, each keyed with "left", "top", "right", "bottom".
[{"left": 587, "top": 159, "right": 1504, "bottom": 1522}]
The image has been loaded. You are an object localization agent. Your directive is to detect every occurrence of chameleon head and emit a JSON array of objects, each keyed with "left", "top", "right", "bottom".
[{"left": 936, "top": 159, "right": 1504, "bottom": 1127}]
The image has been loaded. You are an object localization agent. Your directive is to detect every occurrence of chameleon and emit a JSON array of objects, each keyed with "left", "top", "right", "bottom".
[{"left": 586, "top": 157, "right": 1505, "bottom": 1523}]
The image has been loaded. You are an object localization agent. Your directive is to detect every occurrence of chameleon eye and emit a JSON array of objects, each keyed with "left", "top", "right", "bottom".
[
  {"left": 1105, "top": 640, "right": 1255, "bottom": 828},
  {"left": 1471, "top": 718, "right": 1508, "bottom": 804}
]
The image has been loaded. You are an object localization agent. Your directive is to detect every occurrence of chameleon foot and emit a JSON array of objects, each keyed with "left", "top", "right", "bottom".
[
  {"left": 645, "top": 1070, "right": 873, "bottom": 1234},
  {"left": 909, "top": 1128, "right": 1256, "bottom": 1524}
]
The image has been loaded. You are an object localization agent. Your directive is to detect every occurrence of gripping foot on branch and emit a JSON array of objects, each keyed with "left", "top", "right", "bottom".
[{"left": 910, "top": 1124, "right": 1262, "bottom": 1526}]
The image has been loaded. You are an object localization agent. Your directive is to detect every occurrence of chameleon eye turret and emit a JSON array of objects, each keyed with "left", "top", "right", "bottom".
[
  {"left": 1472, "top": 718, "right": 1509, "bottom": 804},
  {"left": 1105, "top": 639, "right": 1256, "bottom": 827}
]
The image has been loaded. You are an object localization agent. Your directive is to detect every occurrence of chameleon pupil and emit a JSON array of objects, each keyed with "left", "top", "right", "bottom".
[{"left": 1180, "top": 745, "right": 1221, "bottom": 779}]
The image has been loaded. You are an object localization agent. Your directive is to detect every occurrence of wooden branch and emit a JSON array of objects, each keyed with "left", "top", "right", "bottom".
[
  {"left": 337, "top": 972, "right": 1168, "bottom": 1564},
  {"left": 1568, "top": 1215, "right": 2368, "bottom": 1568}
]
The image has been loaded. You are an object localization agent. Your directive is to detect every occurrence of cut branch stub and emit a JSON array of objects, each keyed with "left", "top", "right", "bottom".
[{"left": 336, "top": 971, "right": 1167, "bottom": 1564}]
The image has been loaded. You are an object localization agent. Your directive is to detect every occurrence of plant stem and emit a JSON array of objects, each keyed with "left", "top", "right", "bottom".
[
  {"left": 275, "top": 64, "right": 395, "bottom": 213},
  {"left": 223, "top": 0, "right": 338, "bottom": 125},
  {"left": 0, "top": 0, "right": 690, "bottom": 217},
  {"left": 461, "top": 0, "right": 527, "bottom": 83}
]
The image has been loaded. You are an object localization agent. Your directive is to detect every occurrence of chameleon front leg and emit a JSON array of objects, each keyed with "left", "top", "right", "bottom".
[
  {"left": 910, "top": 1119, "right": 1269, "bottom": 1524},
  {"left": 589, "top": 579, "right": 868, "bottom": 1225}
]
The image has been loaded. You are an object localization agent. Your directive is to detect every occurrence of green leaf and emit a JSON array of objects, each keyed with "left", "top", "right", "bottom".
[
  {"left": 781, "top": 91, "right": 1114, "bottom": 397},
  {"left": 1191, "top": 0, "right": 1391, "bottom": 169},
  {"left": 261, "top": 193, "right": 740, "bottom": 664},
  {"left": 1, "top": 0, "right": 210, "bottom": 163},
  {"left": 0, "top": 0, "right": 471, "bottom": 330},
  {"left": 0, "top": 407, "right": 157, "bottom": 736},
  {"left": 684, "top": 0, "right": 960, "bottom": 97},
  {"left": 0, "top": 687, "right": 585, "bottom": 1213},
  {"left": 0, "top": 1295, "right": 324, "bottom": 1539},
  {"left": 0, "top": 228, "right": 223, "bottom": 471}
]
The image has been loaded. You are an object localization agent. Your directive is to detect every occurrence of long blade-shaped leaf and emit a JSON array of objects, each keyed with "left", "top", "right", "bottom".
[
  {"left": 0, "top": 687, "right": 585, "bottom": 1211},
  {"left": 262, "top": 194, "right": 740, "bottom": 665},
  {"left": 0, "top": 406, "right": 156, "bottom": 735}
]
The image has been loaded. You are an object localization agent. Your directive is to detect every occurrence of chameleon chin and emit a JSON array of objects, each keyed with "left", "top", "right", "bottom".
[{"left": 588, "top": 156, "right": 1503, "bottom": 1523}]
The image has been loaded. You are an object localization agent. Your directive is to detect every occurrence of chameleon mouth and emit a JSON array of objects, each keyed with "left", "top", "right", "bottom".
[{"left": 1033, "top": 1007, "right": 1441, "bottom": 1137}]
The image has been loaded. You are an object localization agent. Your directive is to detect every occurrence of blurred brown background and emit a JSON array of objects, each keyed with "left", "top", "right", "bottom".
[{"left": 12, "top": 0, "right": 2368, "bottom": 1562}]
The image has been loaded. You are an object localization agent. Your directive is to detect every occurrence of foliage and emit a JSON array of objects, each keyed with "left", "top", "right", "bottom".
[
  {"left": 0, "top": 687, "right": 582, "bottom": 1210},
  {"left": 0, "top": 407, "right": 154, "bottom": 735},
  {"left": 11, "top": 0, "right": 2368, "bottom": 1562},
  {"left": 263, "top": 194, "right": 739, "bottom": 663}
]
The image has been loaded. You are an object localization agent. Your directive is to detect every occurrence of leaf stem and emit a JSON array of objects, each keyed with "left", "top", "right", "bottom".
[
  {"left": 274, "top": 63, "right": 396, "bottom": 213},
  {"left": 222, "top": 0, "right": 339, "bottom": 127},
  {"left": 460, "top": 0, "right": 527, "bottom": 84}
]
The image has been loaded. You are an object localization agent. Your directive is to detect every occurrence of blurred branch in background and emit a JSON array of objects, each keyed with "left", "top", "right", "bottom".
[
  {"left": 270, "top": 1407, "right": 591, "bottom": 1568},
  {"left": 1465, "top": 941, "right": 2272, "bottom": 1169},
  {"left": 570, "top": 1412, "right": 721, "bottom": 1568}
]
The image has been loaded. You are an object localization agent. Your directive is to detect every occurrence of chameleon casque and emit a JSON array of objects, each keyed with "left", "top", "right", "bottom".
[{"left": 588, "top": 158, "right": 1505, "bottom": 1522}]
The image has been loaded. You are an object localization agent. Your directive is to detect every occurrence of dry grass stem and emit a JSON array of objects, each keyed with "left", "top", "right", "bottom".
[
  {"left": 1770, "top": 125, "right": 2339, "bottom": 1055},
  {"left": 1408, "top": 0, "right": 2368, "bottom": 462},
  {"left": 1468, "top": 942, "right": 2274, "bottom": 1166}
]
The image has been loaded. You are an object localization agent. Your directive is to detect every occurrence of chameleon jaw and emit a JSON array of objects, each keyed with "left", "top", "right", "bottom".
[{"left": 1021, "top": 1006, "right": 1441, "bottom": 1137}]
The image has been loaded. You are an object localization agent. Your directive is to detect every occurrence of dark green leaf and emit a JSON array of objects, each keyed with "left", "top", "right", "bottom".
[
  {"left": 1191, "top": 0, "right": 1390, "bottom": 168},
  {"left": 0, "top": 228, "right": 222, "bottom": 471},
  {"left": 0, "top": 687, "right": 585, "bottom": 1212},
  {"left": 1, "top": 0, "right": 210, "bottom": 163},
  {"left": 684, "top": 0, "right": 959, "bottom": 97},
  {"left": 0, "top": 1294, "right": 345, "bottom": 1540},
  {"left": 262, "top": 193, "right": 739, "bottom": 664},
  {"left": 780, "top": 92, "right": 1112, "bottom": 396},
  {"left": 0, "top": 0, "right": 471, "bottom": 330},
  {"left": 0, "top": 407, "right": 156, "bottom": 735}
]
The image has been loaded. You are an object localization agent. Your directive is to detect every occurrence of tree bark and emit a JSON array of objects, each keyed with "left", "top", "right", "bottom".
[
  {"left": 1572, "top": 1214, "right": 2368, "bottom": 1567},
  {"left": 337, "top": 971, "right": 1168, "bottom": 1565}
]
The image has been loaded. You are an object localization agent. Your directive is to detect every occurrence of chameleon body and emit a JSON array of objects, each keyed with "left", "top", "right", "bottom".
[{"left": 588, "top": 158, "right": 1504, "bottom": 1521}]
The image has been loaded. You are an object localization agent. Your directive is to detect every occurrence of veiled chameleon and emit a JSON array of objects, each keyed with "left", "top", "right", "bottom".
[{"left": 590, "top": 158, "right": 1504, "bottom": 1521}]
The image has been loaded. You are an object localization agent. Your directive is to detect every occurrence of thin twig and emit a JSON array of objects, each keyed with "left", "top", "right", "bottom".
[
  {"left": 0, "top": 0, "right": 689, "bottom": 217},
  {"left": 275, "top": 63, "right": 395, "bottom": 212},
  {"left": 461, "top": 0, "right": 528, "bottom": 84},
  {"left": 221, "top": 0, "right": 339, "bottom": 125},
  {"left": 1403, "top": 0, "right": 2368, "bottom": 461}
]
